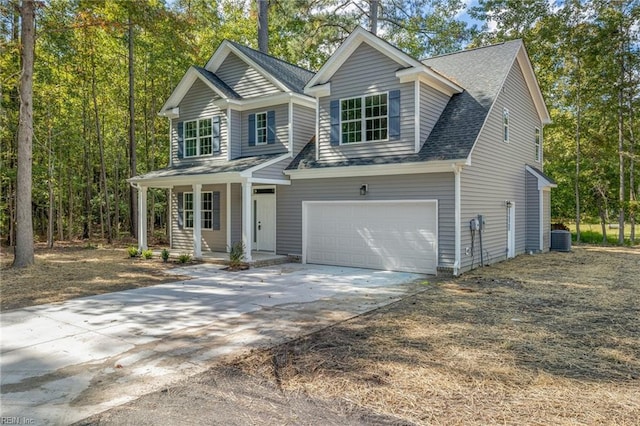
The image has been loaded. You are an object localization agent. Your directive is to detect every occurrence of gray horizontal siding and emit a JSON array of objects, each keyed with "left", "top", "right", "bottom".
[
  {"left": 171, "top": 184, "right": 228, "bottom": 253},
  {"left": 317, "top": 43, "right": 416, "bottom": 161},
  {"left": 229, "top": 109, "right": 242, "bottom": 159},
  {"left": 216, "top": 52, "right": 281, "bottom": 98},
  {"left": 459, "top": 59, "right": 543, "bottom": 272},
  {"left": 241, "top": 104, "right": 289, "bottom": 156},
  {"left": 525, "top": 171, "right": 540, "bottom": 252},
  {"left": 543, "top": 189, "right": 551, "bottom": 251},
  {"left": 420, "top": 81, "right": 450, "bottom": 147},
  {"left": 277, "top": 173, "right": 455, "bottom": 267},
  {"left": 172, "top": 78, "right": 227, "bottom": 166},
  {"left": 252, "top": 157, "right": 290, "bottom": 180},
  {"left": 292, "top": 105, "right": 316, "bottom": 156}
]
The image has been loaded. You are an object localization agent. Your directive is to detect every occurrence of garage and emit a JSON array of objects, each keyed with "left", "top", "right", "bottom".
[{"left": 302, "top": 200, "right": 438, "bottom": 274}]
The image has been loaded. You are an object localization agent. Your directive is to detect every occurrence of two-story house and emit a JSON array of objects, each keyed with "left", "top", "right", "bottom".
[{"left": 130, "top": 27, "right": 555, "bottom": 275}]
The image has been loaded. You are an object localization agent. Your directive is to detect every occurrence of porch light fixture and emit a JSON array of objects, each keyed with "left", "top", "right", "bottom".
[
  {"left": 360, "top": 184, "right": 368, "bottom": 196},
  {"left": 506, "top": 200, "right": 512, "bottom": 208}
]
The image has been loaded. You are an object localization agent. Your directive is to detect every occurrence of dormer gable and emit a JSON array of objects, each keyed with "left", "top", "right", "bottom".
[{"left": 304, "top": 26, "right": 462, "bottom": 98}]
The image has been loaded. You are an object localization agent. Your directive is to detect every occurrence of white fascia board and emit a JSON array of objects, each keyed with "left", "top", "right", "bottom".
[
  {"left": 240, "top": 153, "right": 292, "bottom": 178},
  {"left": 517, "top": 45, "right": 551, "bottom": 125},
  {"left": 247, "top": 178, "right": 291, "bottom": 185},
  {"left": 217, "top": 93, "right": 315, "bottom": 112},
  {"left": 205, "top": 41, "right": 289, "bottom": 93},
  {"left": 284, "top": 159, "right": 467, "bottom": 179},
  {"left": 305, "top": 26, "right": 423, "bottom": 90},
  {"left": 128, "top": 171, "right": 243, "bottom": 188},
  {"left": 396, "top": 67, "right": 463, "bottom": 96},
  {"left": 304, "top": 82, "right": 331, "bottom": 97}
]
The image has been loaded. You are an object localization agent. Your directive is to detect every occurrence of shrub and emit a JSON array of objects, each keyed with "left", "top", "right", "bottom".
[
  {"left": 228, "top": 241, "right": 245, "bottom": 269},
  {"left": 127, "top": 246, "right": 139, "bottom": 258},
  {"left": 141, "top": 249, "right": 153, "bottom": 260},
  {"left": 177, "top": 253, "right": 192, "bottom": 263},
  {"left": 161, "top": 248, "right": 170, "bottom": 263}
]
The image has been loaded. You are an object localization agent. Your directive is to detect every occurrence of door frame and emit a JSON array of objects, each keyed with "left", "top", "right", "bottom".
[{"left": 252, "top": 186, "right": 276, "bottom": 252}]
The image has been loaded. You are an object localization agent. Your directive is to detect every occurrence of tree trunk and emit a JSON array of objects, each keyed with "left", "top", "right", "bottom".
[
  {"left": 13, "top": 0, "right": 36, "bottom": 268},
  {"left": 370, "top": 0, "right": 379, "bottom": 35},
  {"left": 617, "top": 17, "right": 626, "bottom": 245},
  {"left": 574, "top": 58, "right": 581, "bottom": 243},
  {"left": 47, "top": 119, "right": 54, "bottom": 249},
  {"left": 128, "top": 12, "right": 138, "bottom": 238},
  {"left": 257, "top": 0, "right": 268, "bottom": 53},
  {"left": 82, "top": 91, "right": 92, "bottom": 239}
]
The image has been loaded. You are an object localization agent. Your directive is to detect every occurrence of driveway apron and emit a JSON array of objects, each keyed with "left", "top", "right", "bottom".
[{"left": 0, "top": 263, "right": 424, "bottom": 425}]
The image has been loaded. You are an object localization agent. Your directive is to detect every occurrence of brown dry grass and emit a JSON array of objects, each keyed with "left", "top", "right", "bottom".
[
  {"left": 232, "top": 246, "right": 640, "bottom": 425},
  {"left": 0, "top": 241, "right": 190, "bottom": 311}
]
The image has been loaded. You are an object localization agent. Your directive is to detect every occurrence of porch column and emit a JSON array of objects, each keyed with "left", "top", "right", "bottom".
[
  {"left": 226, "top": 183, "right": 232, "bottom": 251},
  {"left": 137, "top": 185, "right": 148, "bottom": 252},
  {"left": 242, "top": 179, "right": 253, "bottom": 261},
  {"left": 193, "top": 183, "right": 202, "bottom": 258}
]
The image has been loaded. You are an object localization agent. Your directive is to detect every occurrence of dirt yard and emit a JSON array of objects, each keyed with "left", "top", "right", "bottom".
[
  {"left": 75, "top": 245, "right": 639, "bottom": 426},
  {"left": 0, "top": 242, "right": 190, "bottom": 311}
]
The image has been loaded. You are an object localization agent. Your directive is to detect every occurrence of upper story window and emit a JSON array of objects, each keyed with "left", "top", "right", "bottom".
[
  {"left": 180, "top": 117, "right": 220, "bottom": 158},
  {"left": 503, "top": 108, "right": 510, "bottom": 143},
  {"left": 340, "top": 92, "right": 388, "bottom": 144},
  {"left": 535, "top": 127, "right": 541, "bottom": 162},
  {"left": 255, "top": 112, "right": 268, "bottom": 145},
  {"left": 248, "top": 111, "right": 275, "bottom": 146}
]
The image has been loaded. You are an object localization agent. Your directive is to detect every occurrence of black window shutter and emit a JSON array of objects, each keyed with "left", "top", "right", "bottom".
[
  {"left": 212, "top": 192, "right": 221, "bottom": 230},
  {"left": 248, "top": 113, "right": 256, "bottom": 146},
  {"left": 177, "top": 192, "right": 184, "bottom": 229},
  {"left": 177, "top": 121, "right": 184, "bottom": 158},
  {"left": 330, "top": 100, "right": 339, "bottom": 146},
  {"left": 212, "top": 116, "right": 221, "bottom": 153},
  {"left": 267, "top": 110, "right": 276, "bottom": 144},
  {"left": 389, "top": 90, "right": 401, "bottom": 139}
]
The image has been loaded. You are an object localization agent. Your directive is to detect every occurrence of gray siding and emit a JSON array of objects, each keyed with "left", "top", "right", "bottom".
[
  {"left": 216, "top": 52, "right": 281, "bottom": 98},
  {"left": 171, "top": 184, "right": 228, "bottom": 252},
  {"left": 241, "top": 104, "right": 289, "bottom": 156},
  {"left": 172, "top": 78, "right": 227, "bottom": 166},
  {"left": 253, "top": 157, "right": 290, "bottom": 180},
  {"left": 230, "top": 183, "right": 243, "bottom": 245},
  {"left": 229, "top": 109, "right": 242, "bottom": 159},
  {"left": 543, "top": 189, "right": 551, "bottom": 251},
  {"left": 317, "top": 43, "right": 416, "bottom": 161},
  {"left": 459, "top": 59, "right": 543, "bottom": 272},
  {"left": 292, "top": 104, "right": 316, "bottom": 156},
  {"left": 277, "top": 173, "right": 455, "bottom": 267},
  {"left": 525, "top": 171, "right": 540, "bottom": 252},
  {"left": 420, "top": 81, "right": 450, "bottom": 147}
]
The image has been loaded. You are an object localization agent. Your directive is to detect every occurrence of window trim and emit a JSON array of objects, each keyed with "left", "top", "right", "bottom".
[
  {"left": 535, "top": 127, "right": 541, "bottom": 162},
  {"left": 503, "top": 108, "right": 510, "bottom": 143},
  {"left": 183, "top": 191, "right": 220, "bottom": 230},
  {"left": 339, "top": 91, "right": 389, "bottom": 145},
  {"left": 183, "top": 117, "right": 214, "bottom": 157},
  {"left": 255, "top": 111, "right": 268, "bottom": 146}
]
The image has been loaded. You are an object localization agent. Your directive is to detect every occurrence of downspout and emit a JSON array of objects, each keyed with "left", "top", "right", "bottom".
[{"left": 453, "top": 164, "right": 462, "bottom": 276}]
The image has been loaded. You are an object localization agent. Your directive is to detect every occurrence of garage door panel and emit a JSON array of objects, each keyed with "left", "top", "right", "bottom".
[{"left": 304, "top": 201, "right": 437, "bottom": 274}]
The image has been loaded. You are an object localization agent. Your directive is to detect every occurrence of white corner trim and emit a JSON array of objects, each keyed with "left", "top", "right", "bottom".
[
  {"left": 453, "top": 164, "right": 462, "bottom": 276},
  {"left": 288, "top": 99, "right": 294, "bottom": 156},
  {"left": 226, "top": 106, "right": 232, "bottom": 161},
  {"left": 315, "top": 102, "right": 320, "bottom": 162},
  {"left": 414, "top": 80, "right": 421, "bottom": 153}
]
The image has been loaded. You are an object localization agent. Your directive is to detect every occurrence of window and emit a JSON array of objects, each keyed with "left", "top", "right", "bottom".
[
  {"left": 503, "top": 108, "right": 510, "bottom": 143},
  {"left": 184, "top": 118, "right": 214, "bottom": 157},
  {"left": 183, "top": 191, "right": 220, "bottom": 230},
  {"left": 255, "top": 112, "right": 267, "bottom": 145},
  {"left": 535, "top": 127, "right": 541, "bottom": 162},
  {"left": 341, "top": 93, "right": 388, "bottom": 144}
]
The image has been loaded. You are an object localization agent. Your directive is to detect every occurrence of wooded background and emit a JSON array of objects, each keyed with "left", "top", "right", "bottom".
[{"left": 1, "top": 0, "right": 638, "bottom": 250}]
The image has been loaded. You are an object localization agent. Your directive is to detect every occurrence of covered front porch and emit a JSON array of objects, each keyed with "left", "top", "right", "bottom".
[{"left": 128, "top": 154, "right": 291, "bottom": 262}]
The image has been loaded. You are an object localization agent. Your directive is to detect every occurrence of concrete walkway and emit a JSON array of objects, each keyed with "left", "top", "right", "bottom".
[{"left": 0, "top": 263, "right": 424, "bottom": 425}]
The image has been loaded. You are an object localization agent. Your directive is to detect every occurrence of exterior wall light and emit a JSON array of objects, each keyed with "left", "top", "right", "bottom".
[
  {"left": 360, "top": 184, "right": 368, "bottom": 196},
  {"left": 506, "top": 200, "right": 512, "bottom": 208}
]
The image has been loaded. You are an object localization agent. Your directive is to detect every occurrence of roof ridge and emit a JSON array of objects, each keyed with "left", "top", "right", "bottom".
[
  {"left": 226, "top": 40, "right": 314, "bottom": 74},
  {"left": 422, "top": 39, "right": 520, "bottom": 61}
]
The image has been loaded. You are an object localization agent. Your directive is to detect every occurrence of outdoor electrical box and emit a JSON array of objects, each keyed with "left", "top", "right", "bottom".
[
  {"left": 470, "top": 218, "right": 480, "bottom": 231},
  {"left": 477, "top": 215, "right": 484, "bottom": 230}
]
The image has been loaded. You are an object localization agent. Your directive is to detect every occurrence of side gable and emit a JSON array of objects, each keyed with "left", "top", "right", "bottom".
[{"left": 215, "top": 51, "right": 281, "bottom": 98}]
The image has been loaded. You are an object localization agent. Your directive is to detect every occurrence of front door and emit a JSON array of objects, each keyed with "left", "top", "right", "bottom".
[
  {"left": 507, "top": 202, "right": 516, "bottom": 258},
  {"left": 252, "top": 190, "right": 276, "bottom": 252}
]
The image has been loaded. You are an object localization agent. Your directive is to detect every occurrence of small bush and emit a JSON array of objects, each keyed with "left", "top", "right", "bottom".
[
  {"left": 161, "top": 248, "right": 170, "bottom": 263},
  {"left": 141, "top": 249, "right": 153, "bottom": 260},
  {"left": 177, "top": 253, "right": 192, "bottom": 264},
  {"left": 127, "top": 246, "right": 139, "bottom": 258},
  {"left": 228, "top": 241, "right": 245, "bottom": 269}
]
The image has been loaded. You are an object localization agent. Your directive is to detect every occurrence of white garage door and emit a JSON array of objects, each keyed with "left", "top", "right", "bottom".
[{"left": 303, "top": 200, "right": 438, "bottom": 274}]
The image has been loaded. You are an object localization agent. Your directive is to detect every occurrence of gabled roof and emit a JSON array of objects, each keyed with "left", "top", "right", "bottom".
[
  {"left": 205, "top": 40, "right": 314, "bottom": 95},
  {"left": 526, "top": 165, "right": 557, "bottom": 188},
  {"left": 192, "top": 66, "right": 240, "bottom": 99}
]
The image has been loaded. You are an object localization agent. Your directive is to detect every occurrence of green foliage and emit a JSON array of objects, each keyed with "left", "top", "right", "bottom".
[
  {"left": 141, "top": 249, "right": 153, "bottom": 259},
  {"left": 227, "top": 241, "right": 245, "bottom": 269},
  {"left": 161, "top": 248, "right": 170, "bottom": 262},
  {"left": 127, "top": 246, "right": 139, "bottom": 257},
  {"left": 177, "top": 253, "right": 192, "bottom": 264}
]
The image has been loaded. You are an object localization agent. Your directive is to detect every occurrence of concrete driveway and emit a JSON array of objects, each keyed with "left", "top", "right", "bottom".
[{"left": 0, "top": 263, "right": 424, "bottom": 425}]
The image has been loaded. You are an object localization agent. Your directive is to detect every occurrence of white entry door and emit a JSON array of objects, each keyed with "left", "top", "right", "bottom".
[
  {"left": 253, "top": 192, "right": 276, "bottom": 252},
  {"left": 507, "top": 202, "right": 516, "bottom": 258}
]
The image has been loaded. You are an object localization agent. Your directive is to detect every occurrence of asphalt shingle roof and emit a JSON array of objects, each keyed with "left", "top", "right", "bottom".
[
  {"left": 287, "top": 40, "right": 523, "bottom": 170},
  {"left": 193, "top": 66, "right": 242, "bottom": 100},
  {"left": 228, "top": 41, "right": 315, "bottom": 94}
]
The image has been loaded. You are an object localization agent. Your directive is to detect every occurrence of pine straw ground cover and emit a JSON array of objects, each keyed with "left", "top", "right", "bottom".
[
  {"left": 0, "top": 241, "right": 190, "bottom": 311},
  {"left": 230, "top": 246, "right": 640, "bottom": 425}
]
